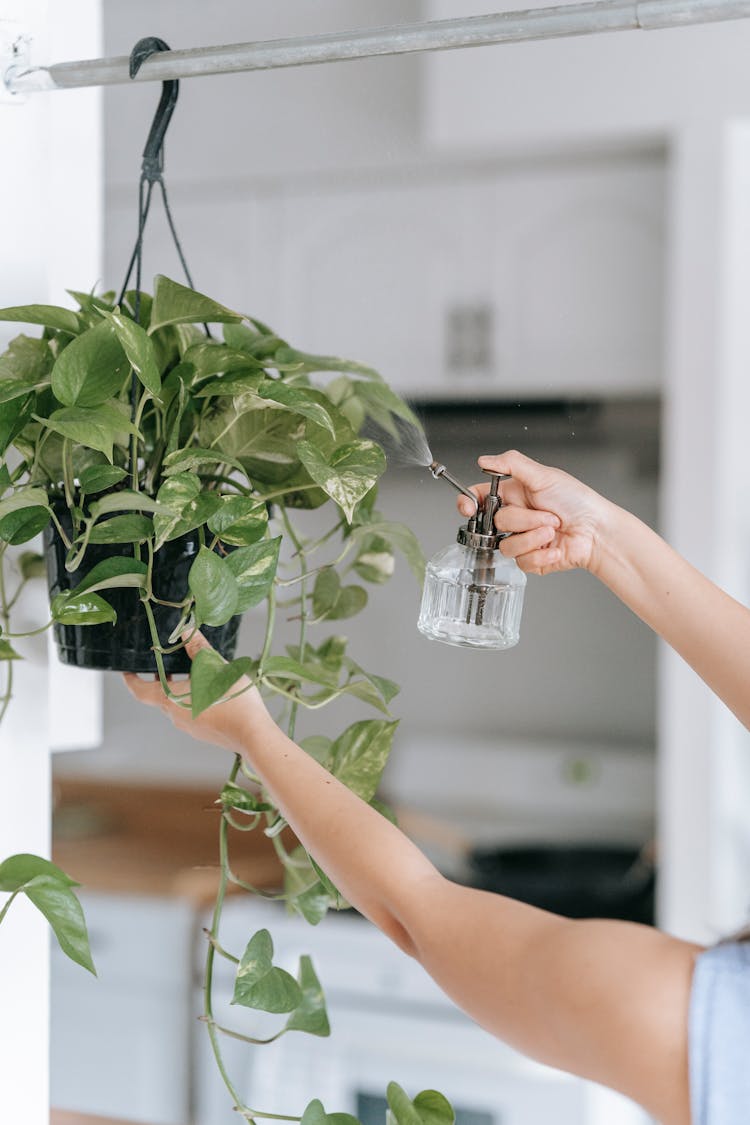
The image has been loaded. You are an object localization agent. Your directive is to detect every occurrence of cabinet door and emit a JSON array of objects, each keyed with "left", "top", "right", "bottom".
[
  {"left": 272, "top": 159, "right": 664, "bottom": 401},
  {"left": 274, "top": 179, "right": 495, "bottom": 398},
  {"left": 50, "top": 893, "right": 194, "bottom": 1125},
  {"left": 491, "top": 158, "right": 666, "bottom": 397}
]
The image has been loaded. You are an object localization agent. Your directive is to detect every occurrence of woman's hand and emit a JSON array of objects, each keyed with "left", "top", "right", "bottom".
[
  {"left": 123, "top": 630, "right": 272, "bottom": 758},
  {"left": 459, "top": 449, "right": 614, "bottom": 576}
]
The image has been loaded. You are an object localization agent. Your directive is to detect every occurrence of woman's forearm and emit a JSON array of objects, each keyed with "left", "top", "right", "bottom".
[
  {"left": 243, "top": 708, "right": 442, "bottom": 953},
  {"left": 593, "top": 500, "right": 750, "bottom": 728}
]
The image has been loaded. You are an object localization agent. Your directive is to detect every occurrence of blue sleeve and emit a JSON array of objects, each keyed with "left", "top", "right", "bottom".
[{"left": 689, "top": 941, "right": 750, "bottom": 1125}]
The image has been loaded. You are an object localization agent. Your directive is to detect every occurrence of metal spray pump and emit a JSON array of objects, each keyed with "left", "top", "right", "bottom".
[{"left": 417, "top": 462, "right": 526, "bottom": 650}]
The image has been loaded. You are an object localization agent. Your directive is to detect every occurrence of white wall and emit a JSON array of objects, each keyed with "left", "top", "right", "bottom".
[
  {"left": 423, "top": 0, "right": 750, "bottom": 151},
  {"left": 103, "top": 0, "right": 423, "bottom": 297},
  {"left": 0, "top": 3, "right": 102, "bottom": 1121}
]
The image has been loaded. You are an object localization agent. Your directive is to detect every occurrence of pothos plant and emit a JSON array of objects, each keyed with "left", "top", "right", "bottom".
[{"left": 0, "top": 276, "right": 454, "bottom": 1125}]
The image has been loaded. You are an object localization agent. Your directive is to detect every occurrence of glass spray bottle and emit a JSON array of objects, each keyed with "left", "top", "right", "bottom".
[{"left": 418, "top": 464, "right": 526, "bottom": 650}]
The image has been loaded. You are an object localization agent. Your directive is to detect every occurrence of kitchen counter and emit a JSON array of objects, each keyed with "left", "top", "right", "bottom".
[
  {"left": 52, "top": 777, "right": 292, "bottom": 904},
  {"left": 51, "top": 1113, "right": 157, "bottom": 1125}
]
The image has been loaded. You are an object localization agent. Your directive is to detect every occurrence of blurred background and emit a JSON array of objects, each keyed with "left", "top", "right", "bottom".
[{"left": 4, "top": 2, "right": 750, "bottom": 1124}]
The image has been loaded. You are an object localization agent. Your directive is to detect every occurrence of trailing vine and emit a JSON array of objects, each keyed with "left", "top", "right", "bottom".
[{"left": 0, "top": 278, "right": 454, "bottom": 1125}]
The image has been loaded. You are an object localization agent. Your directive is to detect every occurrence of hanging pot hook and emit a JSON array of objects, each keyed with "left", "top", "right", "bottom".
[{"left": 129, "top": 37, "right": 178, "bottom": 183}]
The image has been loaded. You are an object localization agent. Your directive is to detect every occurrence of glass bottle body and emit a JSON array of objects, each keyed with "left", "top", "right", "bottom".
[{"left": 418, "top": 541, "right": 526, "bottom": 651}]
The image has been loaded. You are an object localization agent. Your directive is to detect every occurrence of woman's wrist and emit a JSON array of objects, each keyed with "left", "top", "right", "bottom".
[{"left": 587, "top": 498, "right": 653, "bottom": 588}]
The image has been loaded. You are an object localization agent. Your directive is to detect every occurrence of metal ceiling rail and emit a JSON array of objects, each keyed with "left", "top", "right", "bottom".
[{"left": 5, "top": 0, "right": 750, "bottom": 95}]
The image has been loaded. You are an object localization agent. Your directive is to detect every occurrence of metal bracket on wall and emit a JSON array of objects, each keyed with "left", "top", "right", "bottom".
[{"left": 0, "top": 21, "right": 31, "bottom": 104}]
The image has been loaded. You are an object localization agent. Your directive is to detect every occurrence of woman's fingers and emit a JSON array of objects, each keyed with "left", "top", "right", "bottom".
[
  {"left": 123, "top": 671, "right": 191, "bottom": 707},
  {"left": 494, "top": 506, "right": 559, "bottom": 534},
  {"left": 182, "top": 626, "right": 215, "bottom": 660},
  {"left": 514, "top": 546, "right": 562, "bottom": 574},
  {"left": 457, "top": 485, "right": 487, "bottom": 518},
  {"left": 123, "top": 673, "right": 165, "bottom": 706},
  {"left": 499, "top": 525, "right": 557, "bottom": 558}
]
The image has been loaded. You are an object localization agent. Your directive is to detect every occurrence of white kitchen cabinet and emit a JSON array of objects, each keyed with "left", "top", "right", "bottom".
[
  {"left": 274, "top": 178, "right": 495, "bottom": 399},
  {"left": 50, "top": 892, "right": 195, "bottom": 1125},
  {"left": 488, "top": 158, "right": 665, "bottom": 397},
  {"left": 271, "top": 154, "right": 665, "bottom": 400}
]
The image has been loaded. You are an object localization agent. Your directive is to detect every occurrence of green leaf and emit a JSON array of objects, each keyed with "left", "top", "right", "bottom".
[
  {"left": 285, "top": 956, "right": 330, "bottom": 1037},
  {"left": 261, "top": 655, "right": 338, "bottom": 691},
  {"left": 25, "top": 875, "right": 97, "bottom": 974},
  {"left": 309, "top": 858, "right": 349, "bottom": 910},
  {"left": 0, "top": 375, "right": 50, "bottom": 404},
  {"left": 0, "top": 393, "right": 34, "bottom": 456},
  {"left": 0, "top": 505, "right": 50, "bottom": 545},
  {"left": 300, "top": 735, "right": 334, "bottom": 768},
  {"left": 197, "top": 397, "right": 303, "bottom": 485},
  {"left": 66, "top": 289, "right": 114, "bottom": 318},
  {"left": 0, "top": 488, "right": 51, "bottom": 522},
  {"left": 73, "top": 557, "right": 148, "bottom": 596},
  {"left": 44, "top": 403, "right": 140, "bottom": 462},
  {"left": 232, "top": 929, "right": 303, "bottom": 1013},
  {"left": 152, "top": 472, "right": 201, "bottom": 548},
  {"left": 297, "top": 438, "right": 385, "bottom": 523},
  {"left": 188, "top": 547, "right": 239, "bottom": 627},
  {"left": 300, "top": 1103, "right": 360, "bottom": 1125},
  {"left": 150, "top": 474, "right": 223, "bottom": 549},
  {"left": 207, "top": 495, "right": 268, "bottom": 546},
  {"left": 312, "top": 569, "right": 340, "bottom": 618},
  {"left": 18, "top": 551, "right": 46, "bottom": 579},
  {"left": 290, "top": 881, "right": 331, "bottom": 926},
  {"left": 162, "top": 445, "right": 251, "bottom": 482},
  {"left": 274, "top": 346, "right": 382, "bottom": 382},
  {"left": 327, "top": 584, "right": 367, "bottom": 621},
  {"left": 353, "top": 536, "right": 396, "bottom": 584},
  {"left": 149, "top": 276, "right": 244, "bottom": 334},
  {"left": 181, "top": 341, "right": 264, "bottom": 382},
  {"left": 225, "top": 322, "right": 287, "bottom": 359},
  {"left": 353, "top": 379, "right": 423, "bottom": 431},
  {"left": 345, "top": 659, "right": 400, "bottom": 706},
  {"left": 51, "top": 590, "right": 117, "bottom": 626},
  {"left": 87, "top": 514, "right": 153, "bottom": 544},
  {"left": 311, "top": 570, "right": 367, "bottom": 621},
  {"left": 88, "top": 490, "right": 167, "bottom": 519},
  {"left": 0, "top": 639, "right": 21, "bottom": 660},
  {"left": 0, "top": 854, "right": 95, "bottom": 974},
  {"left": 103, "top": 310, "right": 161, "bottom": 396},
  {"left": 0, "top": 853, "right": 77, "bottom": 892},
  {"left": 329, "top": 720, "right": 399, "bottom": 803},
  {"left": 51, "top": 320, "right": 130, "bottom": 407},
  {"left": 194, "top": 372, "right": 265, "bottom": 398},
  {"left": 78, "top": 464, "right": 128, "bottom": 494},
  {"left": 258, "top": 382, "right": 336, "bottom": 437},
  {"left": 189, "top": 649, "right": 255, "bottom": 718},
  {"left": 386, "top": 1085, "right": 455, "bottom": 1125},
  {"left": 0, "top": 334, "right": 53, "bottom": 382},
  {"left": 217, "top": 780, "right": 272, "bottom": 815},
  {"left": 223, "top": 536, "right": 281, "bottom": 611},
  {"left": 350, "top": 520, "right": 425, "bottom": 585},
  {"left": 0, "top": 305, "right": 80, "bottom": 334}
]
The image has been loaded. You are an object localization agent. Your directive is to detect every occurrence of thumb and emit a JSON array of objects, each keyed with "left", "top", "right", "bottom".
[{"left": 182, "top": 625, "right": 215, "bottom": 662}]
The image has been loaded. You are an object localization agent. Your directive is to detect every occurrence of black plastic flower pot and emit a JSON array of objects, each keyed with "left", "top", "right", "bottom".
[{"left": 44, "top": 505, "right": 241, "bottom": 674}]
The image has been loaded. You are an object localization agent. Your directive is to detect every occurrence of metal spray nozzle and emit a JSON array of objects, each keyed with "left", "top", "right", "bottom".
[
  {"left": 427, "top": 460, "right": 511, "bottom": 544},
  {"left": 428, "top": 460, "right": 479, "bottom": 514}
]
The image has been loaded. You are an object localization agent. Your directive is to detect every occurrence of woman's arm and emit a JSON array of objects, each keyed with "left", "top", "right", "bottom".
[
  {"left": 466, "top": 450, "right": 750, "bottom": 733},
  {"left": 126, "top": 638, "right": 701, "bottom": 1125}
]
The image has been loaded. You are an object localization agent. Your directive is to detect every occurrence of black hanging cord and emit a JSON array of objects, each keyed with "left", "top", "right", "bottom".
[
  {"left": 117, "top": 37, "right": 209, "bottom": 485},
  {"left": 118, "top": 36, "right": 199, "bottom": 319}
]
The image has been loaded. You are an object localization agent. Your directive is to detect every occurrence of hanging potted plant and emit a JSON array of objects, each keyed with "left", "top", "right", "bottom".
[
  {"left": 0, "top": 275, "right": 452, "bottom": 1122},
  {"left": 0, "top": 36, "right": 455, "bottom": 1125},
  {"left": 0, "top": 272, "right": 423, "bottom": 675}
]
